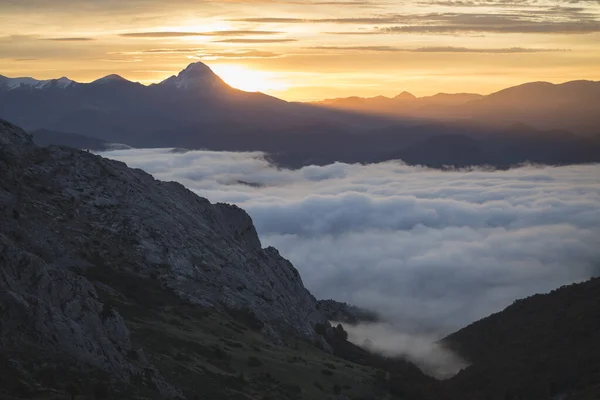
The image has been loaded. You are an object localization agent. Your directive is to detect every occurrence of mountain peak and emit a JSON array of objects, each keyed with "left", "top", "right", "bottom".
[
  {"left": 394, "top": 91, "right": 417, "bottom": 100},
  {"left": 0, "top": 75, "right": 75, "bottom": 90},
  {"left": 92, "top": 74, "right": 130, "bottom": 84},
  {"left": 181, "top": 62, "right": 215, "bottom": 76},
  {"left": 160, "top": 62, "right": 228, "bottom": 91}
]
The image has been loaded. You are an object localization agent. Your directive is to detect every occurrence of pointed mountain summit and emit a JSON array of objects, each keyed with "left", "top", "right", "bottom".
[
  {"left": 394, "top": 91, "right": 417, "bottom": 101},
  {"left": 159, "top": 62, "right": 229, "bottom": 91}
]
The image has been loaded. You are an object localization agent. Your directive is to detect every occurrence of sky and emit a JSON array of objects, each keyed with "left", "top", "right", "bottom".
[
  {"left": 1, "top": 0, "right": 600, "bottom": 100},
  {"left": 98, "top": 147, "right": 600, "bottom": 338}
]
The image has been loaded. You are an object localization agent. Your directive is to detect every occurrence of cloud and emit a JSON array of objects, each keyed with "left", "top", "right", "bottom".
[
  {"left": 140, "top": 48, "right": 203, "bottom": 53},
  {"left": 342, "top": 322, "right": 469, "bottom": 378},
  {"left": 412, "top": 46, "right": 567, "bottom": 52},
  {"left": 231, "top": 17, "right": 305, "bottom": 23},
  {"left": 195, "top": 50, "right": 282, "bottom": 59},
  {"left": 115, "top": 48, "right": 281, "bottom": 59},
  {"left": 40, "top": 37, "right": 95, "bottom": 42},
  {"left": 324, "top": 30, "right": 389, "bottom": 34},
  {"left": 309, "top": 45, "right": 567, "bottom": 53},
  {"left": 231, "top": 16, "right": 412, "bottom": 24},
  {"left": 42, "top": 37, "right": 95, "bottom": 41},
  {"left": 383, "top": 21, "right": 600, "bottom": 34},
  {"left": 0, "top": 34, "right": 39, "bottom": 42},
  {"left": 418, "top": 0, "right": 538, "bottom": 7},
  {"left": 98, "top": 148, "right": 600, "bottom": 338},
  {"left": 312, "top": 0, "right": 384, "bottom": 5},
  {"left": 380, "top": 11, "right": 600, "bottom": 35},
  {"left": 232, "top": 9, "right": 600, "bottom": 35},
  {"left": 119, "top": 30, "right": 283, "bottom": 38},
  {"left": 213, "top": 38, "right": 297, "bottom": 43},
  {"left": 309, "top": 45, "right": 403, "bottom": 51}
]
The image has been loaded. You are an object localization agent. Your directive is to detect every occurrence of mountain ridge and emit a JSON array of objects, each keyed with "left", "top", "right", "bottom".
[
  {"left": 315, "top": 79, "right": 600, "bottom": 136},
  {"left": 3, "top": 64, "right": 597, "bottom": 100},
  {"left": 2, "top": 62, "right": 599, "bottom": 169},
  {"left": 439, "top": 276, "right": 600, "bottom": 399}
]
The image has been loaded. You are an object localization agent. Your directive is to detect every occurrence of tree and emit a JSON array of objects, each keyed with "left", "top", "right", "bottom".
[{"left": 333, "top": 324, "right": 348, "bottom": 341}]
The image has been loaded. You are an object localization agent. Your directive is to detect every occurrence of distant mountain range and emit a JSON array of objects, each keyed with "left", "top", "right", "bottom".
[
  {"left": 315, "top": 80, "right": 600, "bottom": 137},
  {"left": 1, "top": 63, "right": 599, "bottom": 168},
  {"left": 316, "top": 91, "right": 483, "bottom": 117}
]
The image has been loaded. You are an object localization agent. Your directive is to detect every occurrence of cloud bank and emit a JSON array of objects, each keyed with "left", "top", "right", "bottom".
[{"left": 99, "top": 148, "right": 600, "bottom": 336}]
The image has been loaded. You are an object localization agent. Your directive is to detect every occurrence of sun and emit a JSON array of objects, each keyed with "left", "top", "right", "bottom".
[{"left": 209, "top": 64, "right": 289, "bottom": 94}]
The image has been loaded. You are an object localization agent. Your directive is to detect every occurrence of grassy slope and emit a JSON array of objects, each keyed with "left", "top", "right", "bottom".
[
  {"left": 83, "top": 266, "right": 388, "bottom": 400},
  {"left": 440, "top": 277, "right": 600, "bottom": 400}
]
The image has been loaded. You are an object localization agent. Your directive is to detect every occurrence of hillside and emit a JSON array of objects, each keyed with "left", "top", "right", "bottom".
[
  {"left": 440, "top": 277, "right": 600, "bottom": 400},
  {"left": 316, "top": 92, "right": 482, "bottom": 117},
  {"left": 315, "top": 80, "right": 600, "bottom": 136},
  {"left": 2, "top": 118, "right": 417, "bottom": 399}
]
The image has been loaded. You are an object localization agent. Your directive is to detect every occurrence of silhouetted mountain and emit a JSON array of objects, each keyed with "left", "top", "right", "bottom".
[
  {"left": 91, "top": 74, "right": 131, "bottom": 85},
  {"left": 0, "top": 62, "right": 391, "bottom": 146},
  {"left": 462, "top": 80, "right": 600, "bottom": 136},
  {"left": 421, "top": 92, "right": 483, "bottom": 105},
  {"left": 386, "top": 123, "right": 600, "bottom": 168},
  {"left": 316, "top": 80, "right": 600, "bottom": 136},
  {"left": 440, "top": 277, "right": 600, "bottom": 400},
  {"left": 1, "top": 64, "right": 599, "bottom": 168},
  {"left": 317, "top": 91, "right": 482, "bottom": 117},
  {"left": 391, "top": 134, "right": 485, "bottom": 168}
]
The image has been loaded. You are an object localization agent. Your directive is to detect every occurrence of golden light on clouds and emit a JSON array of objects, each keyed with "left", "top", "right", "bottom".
[{"left": 1, "top": 0, "right": 599, "bottom": 100}]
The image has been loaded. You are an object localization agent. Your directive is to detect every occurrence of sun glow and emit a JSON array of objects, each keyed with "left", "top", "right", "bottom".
[{"left": 209, "top": 64, "right": 290, "bottom": 94}]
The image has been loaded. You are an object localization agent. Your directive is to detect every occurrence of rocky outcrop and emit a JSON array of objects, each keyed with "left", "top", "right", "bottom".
[
  {"left": 0, "top": 228, "right": 179, "bottom": 398},
  {"left": 317, "top": 299, "right": 380, "bottom": 325},
  {"left": 0, "top": 119, "right": 327, "bottom": 395}
]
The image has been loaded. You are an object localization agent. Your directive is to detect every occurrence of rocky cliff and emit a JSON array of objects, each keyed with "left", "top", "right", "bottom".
[{"left": 0, "top": 119, "right": 331, "bottom": 398}]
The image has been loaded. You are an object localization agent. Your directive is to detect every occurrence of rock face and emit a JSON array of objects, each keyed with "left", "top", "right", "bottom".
[{"left": 0, "top": 119, "right": 326, "bottom": 394}]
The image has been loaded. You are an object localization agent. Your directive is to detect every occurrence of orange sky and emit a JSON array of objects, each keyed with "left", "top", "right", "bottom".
[{"left": 1, "top": 0, "right": 600, "bottom": 101}]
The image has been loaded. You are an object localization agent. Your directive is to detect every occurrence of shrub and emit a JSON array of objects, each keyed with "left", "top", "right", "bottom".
[{"left": 333, "top": 324, "right": 348, "bottom": 341}]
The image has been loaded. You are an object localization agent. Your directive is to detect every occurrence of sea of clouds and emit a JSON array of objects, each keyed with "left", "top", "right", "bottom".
[{"left": 100, "top": 148, "right": 600, "bottom": 339}]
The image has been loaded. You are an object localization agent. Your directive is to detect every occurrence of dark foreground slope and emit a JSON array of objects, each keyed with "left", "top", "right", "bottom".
[
  {"left": 441, "top": 277, "right": 600, "bottom": 400},
  {"left": 0, "top": 119, "right": 417, "bottom": 399}
]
